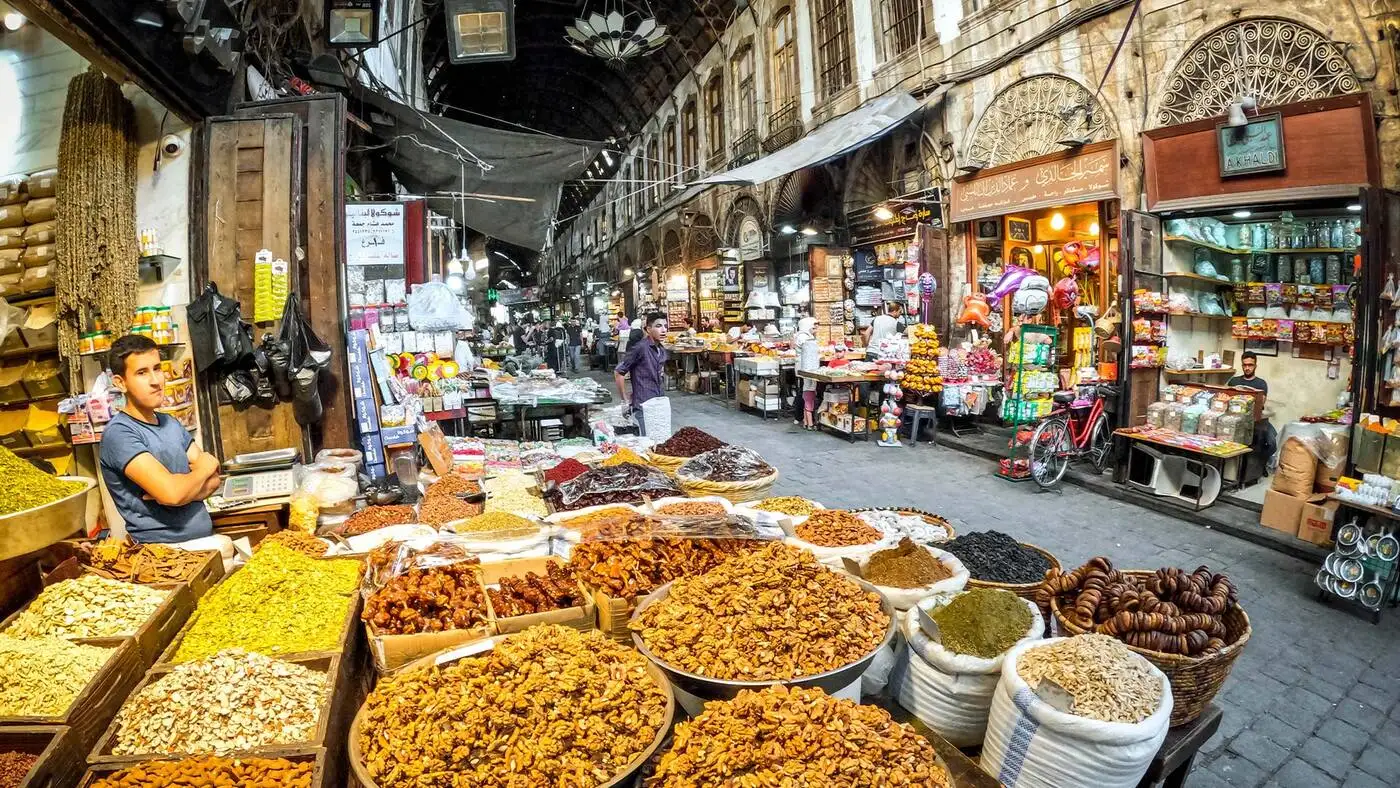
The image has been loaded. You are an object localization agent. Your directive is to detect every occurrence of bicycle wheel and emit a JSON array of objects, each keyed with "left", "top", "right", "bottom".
[
  {"left": 1028, "top": 416, "right": 1071, "bottom": 488},
  {"left": 1088, "top": 413, "right": 1113, "bottom": 473}
]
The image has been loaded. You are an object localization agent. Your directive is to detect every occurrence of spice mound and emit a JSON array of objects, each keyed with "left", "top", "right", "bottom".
[
  {"left": 110, "top": 650, "right": 327, "bottom": 756},
  {"left": 358, "top": 625, "right": 668, "bottom": 788},
  {"left": 488, "top": 562, "right": 584, "bottom": 617},
  {"left": 260, "top": 529, "right": 328, "bottom": 557},
  {"left": 646, "top": 684, "right": 951, "bottom": 787},
  {"left": 78, "top": 539, "right": 211, "bottom": 584},
  {"left": 364, "top": 561, "right": 487, "bottom": 634},
  {"left": 90, "top": 756, "right": 314, "bottom": 788},
  {"left": 343, "top": 504, "right": 416, "bottom": 536},
  {"left": 751, "top": 496, "right": 819, "bottom": 516},
  {"left": 6, "top": 575, "right": 167, "bottom": 639},
  {"left": 0, "top": 635, "right": 112, "bottom": 716},
  {"left": 632, "top": 543, "right": 890, "bottom": 680},
  {"left": 0, "top": 446, "right": 85, "bottom": 516},
  {"left": 446, "top": 510, "right": 539, "bottom": 536},
  {"left": 0, "top": 752, "right": 39, "bottom": 787},
  {"left": 795, "top": 509, "right": 884, "bottom": 547},
  {"left": 941, "top": 530, "right": 1052, "bottom": 584},
  {"left": 544, "top": 457, "right": 589, "bottom": 485},
  {"left": 654, "top": 426, "right": 725, "bottom": 458},
  {"left": 601, "top": 447, "right": 648, "bottom": 466},
  {"left": 865, "top": 538, "right": 953, "bottom": 588},
  {"left": 1017, "top": 635, "right": 1163, "bottom": 723},
  {"left": 655, "top": 501, "right": 726, "bottom": 517},
  {"left": 172, "top": 543, "right": 360, "bottom": 663},
  {"left": 928, "top": 588, "right": 1032, "bottom": 658},
  {"left": 567, "top": 532, "right": 763, "bottom": 598}
]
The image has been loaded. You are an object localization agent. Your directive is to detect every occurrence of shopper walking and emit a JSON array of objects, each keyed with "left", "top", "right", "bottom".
[
  {"left": 566, "top": 318, "right": 583, "bottom": 373},
  {"left": 615, "top": 312, "right": 670, "bottom": 436},
  {"left": 793, "top": 316, "right": 820, "bottom": 429}
]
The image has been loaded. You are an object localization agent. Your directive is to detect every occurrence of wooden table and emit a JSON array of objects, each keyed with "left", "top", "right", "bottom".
[
  {"left": 208, "top": 499, "right": 286, "bottom": 545},
  {"left": 1138, "top": 704, "right": 1222, "bottom": 787},
  {"left": 799, "top": 369, "right": 886, "bottom": 442}
]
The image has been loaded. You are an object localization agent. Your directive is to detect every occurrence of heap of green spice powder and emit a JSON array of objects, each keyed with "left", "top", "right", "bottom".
[
  {"left": 0, "top": 447, "right": 86, "bottom": 516},
  {"left": 929, "top": 588, "right": 1033, "bottom": 658}
]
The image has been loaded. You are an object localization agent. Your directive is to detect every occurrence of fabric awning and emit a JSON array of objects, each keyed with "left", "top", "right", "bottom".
[
  {"left": 691, "top": 91, "right": 926, "bottom": 186},
  {"left": 357, "top": 88, "right": 600, "bottom": 250}
]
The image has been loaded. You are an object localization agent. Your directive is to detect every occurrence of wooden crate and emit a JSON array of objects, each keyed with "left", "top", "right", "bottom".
[
  {"left": 43, "top": 544, "right": 225, "bottom": 599},
  {"left": 88, "top": 654, "right": 340, "bottom": 765},
  {"left": 479, "top": 556, "right": 595, "bottom": 636},
  {"left": 0, "top": 725, "right": 80, "bottom": 788},
  {"left": 78, "top": 747, "right": 326, "bottom": 788},
  {"left": 0, "top": 638, "right": 144, "bottom": 752},
  {"left": 156, "top": 585, "right": 361, "bottom": 668}
]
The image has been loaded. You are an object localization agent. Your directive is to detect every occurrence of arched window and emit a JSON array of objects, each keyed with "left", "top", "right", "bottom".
[
  {"left": 705, "top": 73, "right": 725, "bottom": 165},
  {"left": 645, "top": 137, "right": 659, "bottom": 208},
  {"left": 662, "top": 119, "right": 677, "bottom": 193},
  {"left": 770, "top": 7, "right": 798, "bottom": 114},
  {"left": 813, "top": 0, "right": 853, "bottom": 99},
  {"left": 681, "top": 99, "right": 698, "bottom": 178},
  {"left": 732, "top": 44, "right": 756, "bottom": 137}
]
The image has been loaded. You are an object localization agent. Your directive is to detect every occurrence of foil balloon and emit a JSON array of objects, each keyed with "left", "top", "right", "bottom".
[
  {"left": 957, "top": 294, "right": 991, "bottom": 328},
  {"left": 1079, "top": 246, "right": 1102, "bottom": 271},
  {"left": 1052, "top": 276, "right": 1080, "bottom": 312},
  {"left": 1062, "top": 241, "right": 1085, "bottom": 270},
  {"left": 986, "top": 265, "right": 1034, "bottom": 301}
]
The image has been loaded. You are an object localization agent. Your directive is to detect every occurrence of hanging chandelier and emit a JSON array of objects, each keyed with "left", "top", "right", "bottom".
[{"left": 564, "top": 0, "right": 668, "bottom": 65}]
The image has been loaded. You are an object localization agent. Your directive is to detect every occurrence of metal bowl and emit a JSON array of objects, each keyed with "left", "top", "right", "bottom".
[
  {"left": 1334, "top": 578, "right": 1358, "bottom": 599},
  {"left": 1337, "top": 521, "right": 1363, "bottom": 547},
  {"left": 0, "top": 477, "right": 95, "bottom": 561},
  {"left": 629, "top": 577, "right": 897, "bottom": 701},
  {"left": 1378, "top": 534, "right": 1399, "bottom": 562},
  {"left": 1315, "top": 567, "right": 1331, "bottom": 590},
  {"left": 1360, "top": 582, "right": 1385, "bottom": 609},
  {"left": 1338, "top": 558, "right": 1366, "bottom": 583}
]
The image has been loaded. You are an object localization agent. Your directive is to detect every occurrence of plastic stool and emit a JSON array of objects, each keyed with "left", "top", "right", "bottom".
[{"left": 906, "top": 404, "right": 939, "bottom": 447}]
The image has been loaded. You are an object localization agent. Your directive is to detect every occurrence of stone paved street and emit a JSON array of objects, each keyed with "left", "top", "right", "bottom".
[{"left": 658, "top": 390, "right": 1400, "bottom": 787}]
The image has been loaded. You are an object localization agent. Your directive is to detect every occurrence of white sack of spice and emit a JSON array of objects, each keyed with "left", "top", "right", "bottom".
[
  {"left": 110, "top": 649, "right": 327, "bottom": 756},
  {"left": 858, "top": 510, "right": 950, "bottom": 543}
]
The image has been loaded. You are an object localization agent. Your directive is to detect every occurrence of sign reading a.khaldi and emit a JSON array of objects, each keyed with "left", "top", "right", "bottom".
[{"left": 950, "top": 141, "right": 1119, "bottom": 223}]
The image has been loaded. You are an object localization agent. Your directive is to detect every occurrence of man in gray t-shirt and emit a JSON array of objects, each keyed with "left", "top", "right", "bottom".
[{"left": 99, "top": 335, "right": 219, "bottom": 543}]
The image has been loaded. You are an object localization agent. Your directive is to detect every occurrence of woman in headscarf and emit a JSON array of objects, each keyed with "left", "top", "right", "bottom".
[{"left": 793, "top": 316, "right": 820, "bottom": 429}]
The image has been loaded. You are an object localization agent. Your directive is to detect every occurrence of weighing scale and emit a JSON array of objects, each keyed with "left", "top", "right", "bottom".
[{"left": 219, "top": 469, "right": 297, "bottom": 502}]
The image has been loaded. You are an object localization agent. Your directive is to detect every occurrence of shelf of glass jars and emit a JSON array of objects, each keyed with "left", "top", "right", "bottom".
[{"left": 1163, "top": 236, "right": 1353, "bottom": 256}]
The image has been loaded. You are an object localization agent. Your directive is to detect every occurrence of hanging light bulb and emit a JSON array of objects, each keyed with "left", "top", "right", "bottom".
[
  {"left": 1049, "top": 212, "right": 1066, "bottom": 231},
  {"left": 564, "top": 0, "right": 668, "bottom": 65},
  {"left": 1089, "top": 221, "right": 1100, "bottom": 236}
]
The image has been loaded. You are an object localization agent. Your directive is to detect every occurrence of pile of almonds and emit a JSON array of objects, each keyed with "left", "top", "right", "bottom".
[{"left": 90, "top": 756, "right": 315, "bottom": 788}]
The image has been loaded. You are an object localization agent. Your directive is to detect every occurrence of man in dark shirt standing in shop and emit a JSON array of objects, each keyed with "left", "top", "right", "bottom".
[
  {"left": 614, "top": 312, "right": 669, "bottom": 435},
  {"left": 1227, "top": 350, "right": 1275, "bottom": 482},
  {"left": 1226, "top": 351, "right": 1268, "bottom": 395}
]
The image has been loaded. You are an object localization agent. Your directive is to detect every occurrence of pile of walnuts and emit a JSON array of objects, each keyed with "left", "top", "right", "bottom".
[
  {"left": 630, "top": 543, "right": 889, "bottom": 681},
  {"left": 567, "top": 535, "right": 765, "bottom": 598},
  {"left": 363, "top": 562, "right": 488, "bottom": 634}
]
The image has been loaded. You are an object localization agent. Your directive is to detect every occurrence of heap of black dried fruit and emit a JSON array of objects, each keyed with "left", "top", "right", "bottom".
[{"left": 939, "top": 530, "right": 1051, "bottom": 584}]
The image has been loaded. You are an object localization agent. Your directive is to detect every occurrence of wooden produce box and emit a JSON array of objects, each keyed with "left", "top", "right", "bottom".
[
  {"left": 44, "top": 544, "right": 225, "bottom": 599},
  {"left": 480, "top": 556, "right": 595, "bottom": 636},
  {"left": 88, "top": 654, "right": 341, "bottom": 766},
  {"left": 156, "top": 590, "right": 362, "bottom": 669},
  {"left": 78, "top": 748, "right": 327, "bottom": 788},
  {"left": 0, "top": 726, "right": 81, "bottom": 788},
  {"left": 364, "top": 571, "right": 494, "bottom": 673},
  {"left": 10, "top": 561, "right": 196, "bottom": 667},
  {"left": 0, "top": 638, "right": 144, "bottom": 752}
]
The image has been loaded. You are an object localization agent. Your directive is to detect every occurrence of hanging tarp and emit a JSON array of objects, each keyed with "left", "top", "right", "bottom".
[
  {"left": 358, "top": 89, "right": 600, "bottom": 249},
  {"left": 692, "top": 92, "right": 925, "bottom": 186}
]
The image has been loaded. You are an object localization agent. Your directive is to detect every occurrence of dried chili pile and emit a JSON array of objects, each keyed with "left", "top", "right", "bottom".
[
  {"left": 548, "top": 463, "right": 681, "bottom": 512},
  {"left": 543, "top": 458, "right": 589, "bottom": 486}
]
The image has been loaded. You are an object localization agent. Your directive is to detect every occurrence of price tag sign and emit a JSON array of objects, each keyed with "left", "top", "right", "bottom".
[{"left": 1034, "top": 678, "right": 1076, "bottom": 713}]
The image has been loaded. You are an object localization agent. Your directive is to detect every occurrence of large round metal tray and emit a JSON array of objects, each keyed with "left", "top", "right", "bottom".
[
  {"left": 0, "top": 477, "right": 95, "bottom": 561},
  {"left": 629, "top": 576, "right": 897, "bottom": 701},
  {"left": 347, "top": 632, "right": 675, "bottom": 788}
]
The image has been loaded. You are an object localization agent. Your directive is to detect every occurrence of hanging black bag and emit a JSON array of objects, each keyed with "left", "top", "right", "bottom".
[
  {"left": 277, "top": 294, "right": 332, "bottom": 425},
  {"left": 187, "top": 283, "right": 254, "bottom": 372},
  {"left": 260, "top": 332, "right": 293, "bottom": 400}
]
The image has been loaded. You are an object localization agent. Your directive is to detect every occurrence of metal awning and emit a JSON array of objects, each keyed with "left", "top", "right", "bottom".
[{"left": 691, "top": 91, "right": 927, "bottom": 186}]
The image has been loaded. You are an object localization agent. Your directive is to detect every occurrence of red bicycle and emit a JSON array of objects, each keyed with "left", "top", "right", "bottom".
[{"left": 1027, "top": 384, "right": 1117, "bottom": 489}]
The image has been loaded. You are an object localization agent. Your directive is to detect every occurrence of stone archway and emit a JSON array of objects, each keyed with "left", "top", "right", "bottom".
[
  {"left": 1156, "top": 17, "right": 1360, "bottom": 126},
  {"left": 966, "top": 75, "right": 1114, "bottom": 168}
]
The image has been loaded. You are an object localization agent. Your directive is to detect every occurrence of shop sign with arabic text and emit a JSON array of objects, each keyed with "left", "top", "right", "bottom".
[{"left": 949, "top": 141, "right": 1119, "bottom": 223}]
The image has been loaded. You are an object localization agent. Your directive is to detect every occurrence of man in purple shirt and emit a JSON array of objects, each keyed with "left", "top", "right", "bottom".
[{"left": 614, "top": 311, "right": 669, "bottom": 435}]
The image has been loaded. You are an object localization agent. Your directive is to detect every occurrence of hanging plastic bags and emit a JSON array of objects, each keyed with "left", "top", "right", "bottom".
[
  {"left": 407, "top": 280, "right": 469, "bottom": 331},
  {"left": 187, "top": 282, "right": 254, "bottom": 373},
  {"left": 277, "top": 293, "right": 332, "bottom": 425}
]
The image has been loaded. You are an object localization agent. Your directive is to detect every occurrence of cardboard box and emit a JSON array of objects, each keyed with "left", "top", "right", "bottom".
[
  {"left": 480, "top": 556, "right": 595, "bottom": 636},
  {"left": 354, "top": 397, "right": 380, "bottom": 435},
  {"left": 1260, "top": 489, "right": 1307, "bottom": 535},
  {"left": 359, "top": 432, "right": 385, "bottom": 466},
  {"left": 1298, "top": 495, "right": 1338, "bottom": 546},
  {"left": 379, "top": 424, "right": 417, "bottom": 447}
]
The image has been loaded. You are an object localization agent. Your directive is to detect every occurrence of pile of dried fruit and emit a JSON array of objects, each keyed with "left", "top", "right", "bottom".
[
  {"left": 418, "top": 495, "right": 481, "bottom": 526},
  {"left": 0, "top": 752, "right": 38, "bottom": 787},
  {"left": 425, "top": 474, "right": 481, "bottom": 499},
  {"left": 942, "top": 530, "right": 1052, "bottom": 585},
  {"left": 632, "top": 543, "right": 889, "bottom": 680},
  {"left": 77, "top": 539, "right": 212, "bottom": 584},
  {"left": 446, "top": 511, "right": 539, "bottom": 536},
  {"left": 677, "top": 446, "right": 774, "bottom": 482},
  {"left": 172, "top": 543, "right": 361, "bottom": 663},
  {"left": 654, "top": 501, "right": 726, "bottom": 517},
  {"left": 0, "top": 446, "right": 86, "bottom": 516},
  {"left": 1016, "top": 635, "right": 1164, "bottom": 723},
  {"left": 0, "top": 635, "right": 112, "bottom": 716},
  {"left": 1038, "top": 557, "right": 1240, "bottom": 656},
  {"left": 653, "top": 426, "right": 725, "bottom": 458},
  {"left": 646, "top": 684, "right": 951, "bottom": 787},
  {"left": 110, "top": 650, "right": 327, "bottom": 755},
  {"left": 343, "top": 505, "right": 416, "bottom": 536},
  {"left": 556, "top": 507, "right": 642, "bottom": 539},
  {"left": 364, "top": 562, "right": 488, "bottom": 634},
  {"left": 795, "top": 510, "right": 884, "bottom": 547},
  {"left": 89, "top": 756, "right": 315, "bottom": 788},
  {"left": 487, "top": 563, "right": 584, "bottom": 617},
  {"left": 750, "top": 496, "right": 819, "bottom": 516},
  {"left": 358, "top": 625, "right": 668, "bottom": 788},
  {"left": 259, "top": 529, "right": 328, "bottom": 558},
  {"left": 5, "top": 575, "right": 167, "bottom": 638},
  {"left": 568, "top": 534, "right": 764, "bottom": 598},
  {"left": 865, "top": 538, "right": 953, "bottom": 588},
  {"left": 550, "top": 463, "right": 681, "bottom": 512},
  {"left": 366, "top": 541, "right": 479, "bottom": 590}
]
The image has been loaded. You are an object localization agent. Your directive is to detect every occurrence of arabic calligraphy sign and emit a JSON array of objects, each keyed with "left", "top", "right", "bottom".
[
  {"left": 346, "top": 202, "right": 406, "bottom": 266},
  {"left": 847, "top": 192, "right": 943, "bottom": 246},
  {"left": 949, "top": 141, "right": 1119, "bottom": 223}
]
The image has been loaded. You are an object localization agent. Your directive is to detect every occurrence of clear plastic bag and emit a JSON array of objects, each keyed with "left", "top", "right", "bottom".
[
  {"left": 551, "top": 462, "right": 683, "bottom": 511},
  {"left": 677, "top": 445, "right": 776, "bottom": 482},
  {"left": 1162, "top": 403, "right": 1185, "bottom": 432},
  {"left": 363, "top": 534, "right": 481, "bottom": 594},
  {"left": 1145, "top": 402, "right": 1168, "bottom": 428},
  {"left": 407, "top": 280, "right": 469, "bottom": 331}
]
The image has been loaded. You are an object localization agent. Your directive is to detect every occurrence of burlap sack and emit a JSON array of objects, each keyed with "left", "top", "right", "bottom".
[
  {"left": 0, "top": 204, "right": 24, "bottom": 228},
  {"left": 20, "top": 245, "right": 53, "bottom": 268},
  {"left": 0, "top": 228, "right": 23, "bottom": 251},
  {"left": 22, "top": 198, "right": 54, "bottom": 224},
  {"left": 22, "top": 221, "right": 55, "bottom": 246},
  {"left": 1272, "top": 437, "right": 1317, "bottom": 497},
  {"left": 26, "top": 169, "right": 56, "bottom": 199}
]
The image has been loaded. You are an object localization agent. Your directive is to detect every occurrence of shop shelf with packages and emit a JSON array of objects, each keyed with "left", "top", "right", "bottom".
[{"left": 998, "top": 324, "right": 1058, "bottom": 481}]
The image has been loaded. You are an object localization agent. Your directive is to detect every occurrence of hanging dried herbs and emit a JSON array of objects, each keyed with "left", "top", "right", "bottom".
[{"left": 55, "top": 67, "right": 139, "bottom": 358}]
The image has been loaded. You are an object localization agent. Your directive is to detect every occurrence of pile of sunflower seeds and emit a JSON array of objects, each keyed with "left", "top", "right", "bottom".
[
  {"left": 110, "top": 650, "right": 327, "bottom": 756},
  {"left": 5, "top": 575, "right": 168, "bottom": 639}
]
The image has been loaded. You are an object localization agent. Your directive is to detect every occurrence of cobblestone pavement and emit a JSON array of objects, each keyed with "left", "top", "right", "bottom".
[{"left": 659, "top": 391, "right": 1400, "bottom": 787}]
